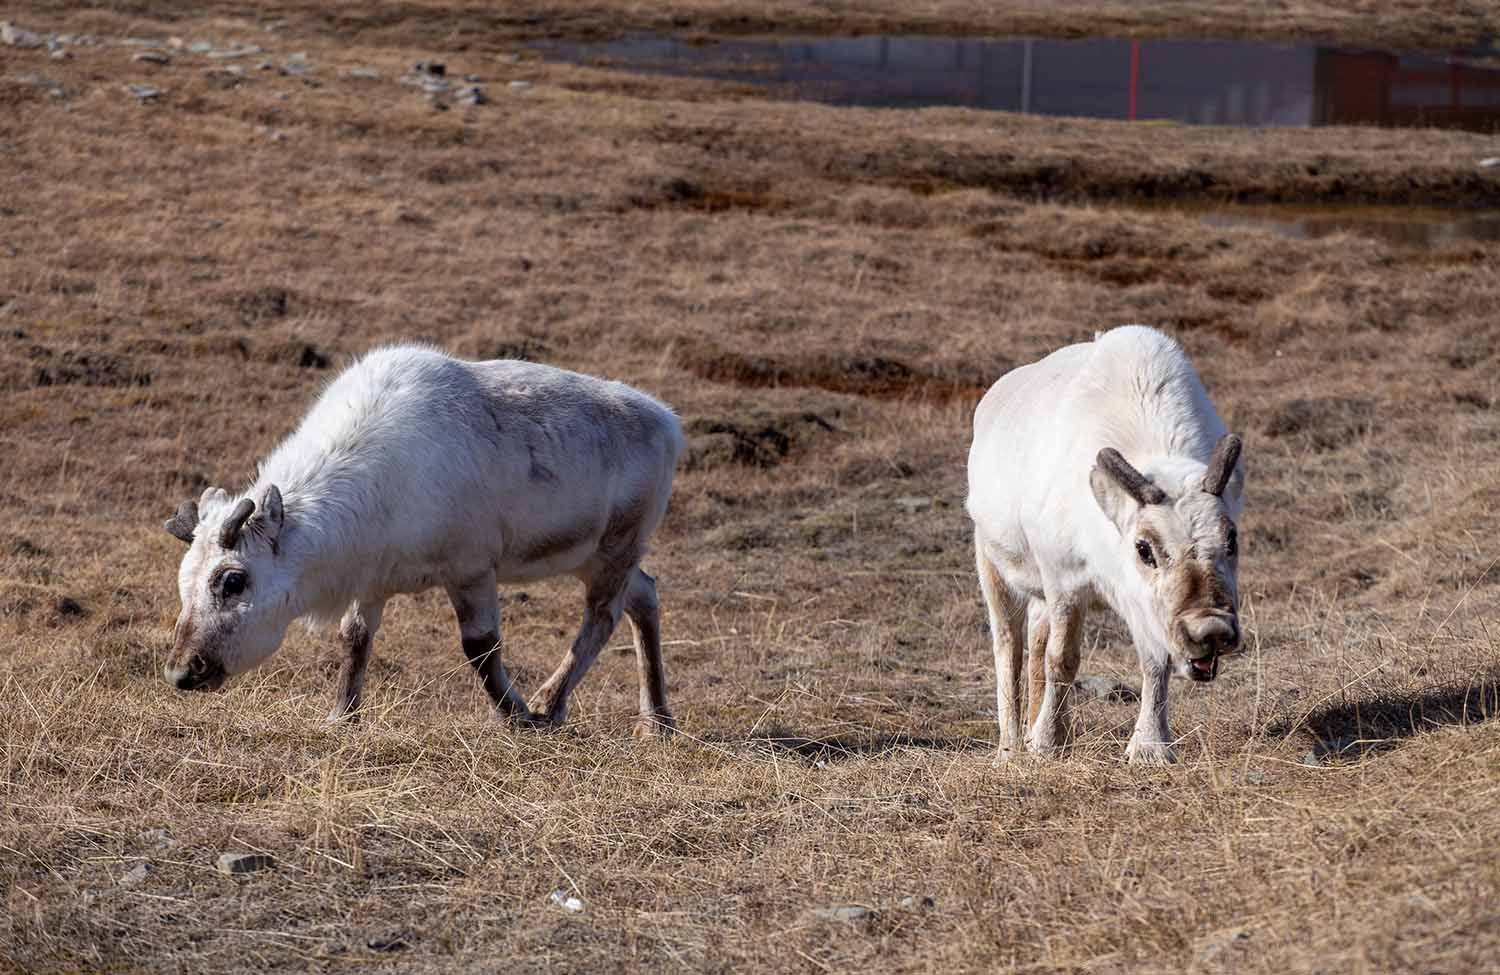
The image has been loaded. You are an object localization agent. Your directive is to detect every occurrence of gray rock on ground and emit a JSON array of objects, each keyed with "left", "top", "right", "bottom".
[
  {"left": 2, "top": 22, "right": 46, "bottom": 48},
  {"left": 216, "top": 852, "right": 275, "bottom": 875}
]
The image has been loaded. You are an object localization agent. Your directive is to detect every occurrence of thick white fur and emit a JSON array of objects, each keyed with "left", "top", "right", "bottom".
[
  {"left": 169, "top": 345, "right": 683, "bottom": 720},
  {"left": 966, "top": 325, "right": 1243, "bottom": 763}
]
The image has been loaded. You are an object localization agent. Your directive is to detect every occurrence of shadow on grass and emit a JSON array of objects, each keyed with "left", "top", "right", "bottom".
[
  {"left": 726, "top": 727, "right": 993, "bottom": 764},
  {"left": 1267, "top": 673, "right": 1500, "bottom": 763}
]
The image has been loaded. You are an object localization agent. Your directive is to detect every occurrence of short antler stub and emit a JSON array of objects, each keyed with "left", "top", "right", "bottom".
[
  {"left": 1096, "top": 448, "right": 1167, "bottom": 506},
  {"left": 1202, "top": 434, "right": 1242, "bottom": 497}
]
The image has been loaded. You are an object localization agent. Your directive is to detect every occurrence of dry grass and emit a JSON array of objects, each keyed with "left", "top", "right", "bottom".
[{"left": 4, "top": 3, "right": 1500, "bottom": 973}]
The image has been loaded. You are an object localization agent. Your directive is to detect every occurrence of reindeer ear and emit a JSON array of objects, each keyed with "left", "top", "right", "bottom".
[
  {"left": 164, "top": 500, "right": 199, "bottom": 544},
  {"left": 253, "top": 484, "right": 285, "bottom": 547},
  {"left": 1091, "top": 465, "right": 1138, "bottom": 534}
]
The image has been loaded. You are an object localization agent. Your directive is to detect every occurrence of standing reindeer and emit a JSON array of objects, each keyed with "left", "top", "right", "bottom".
[
  {"left": 966, "top": 325, "right": 1244, "bottom": 764},
  {"left": 163, "top": 345, "right": 683, "bottom": 736}
]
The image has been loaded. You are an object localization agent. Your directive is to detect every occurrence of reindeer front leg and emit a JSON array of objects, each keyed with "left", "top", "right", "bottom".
[
  {"left": 1125, "top": 657, "right": 1175, "bottom": 764},
  {"left": 330, "top": 600, "right": 384, "bottom": 722}
]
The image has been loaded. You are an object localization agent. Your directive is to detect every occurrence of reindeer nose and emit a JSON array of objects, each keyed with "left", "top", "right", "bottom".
[
  {"left": 1184, "top": 614, "right": 1239, "bottom": 658},
  {"left": 164, "top": 664, "right": 194, "bottom": 690}
]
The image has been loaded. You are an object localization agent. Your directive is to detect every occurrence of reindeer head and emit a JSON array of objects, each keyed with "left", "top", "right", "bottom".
[
  {"left": 1090, "top": 435, "right": 1244, "bottom": 682},
  {"left": 162, "top": 485, "right": 293, "bottom": 691}
]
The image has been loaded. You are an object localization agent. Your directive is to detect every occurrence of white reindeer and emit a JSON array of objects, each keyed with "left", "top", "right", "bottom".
[
  {"left": 162, "top": 345, "right": 683, "bottom": 736},
  {"left": 966, "top": 325, "right": 1244, "bottom": 764}
]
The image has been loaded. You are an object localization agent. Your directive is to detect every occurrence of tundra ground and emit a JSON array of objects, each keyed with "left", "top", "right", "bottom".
[{"left": 3, "top": 2, "right": 1500, "bottom": 973}]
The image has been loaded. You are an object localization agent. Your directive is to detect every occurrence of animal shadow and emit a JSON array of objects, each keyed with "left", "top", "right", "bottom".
[
  {"left": 731, "top": 726, "right": 992, "bottom": 764},
  {"left": 1268, "top": 674, "right": 1500, "bottom": 763}
]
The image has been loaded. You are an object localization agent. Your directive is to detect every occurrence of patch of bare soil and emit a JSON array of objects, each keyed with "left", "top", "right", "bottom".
[{"left": 2, "top": 3, "right": 1499, "bottom": 974}]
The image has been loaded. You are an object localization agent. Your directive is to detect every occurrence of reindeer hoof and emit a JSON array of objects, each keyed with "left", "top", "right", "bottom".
[
  {"left": 633, "top": 710, "right": 676, "bottom": 739},
  {"left": 509, "top": 708, "right": 561, "bottom": 730},
  {"left": 1125, "top": 739, "right": 1177, "bottom": 765}
]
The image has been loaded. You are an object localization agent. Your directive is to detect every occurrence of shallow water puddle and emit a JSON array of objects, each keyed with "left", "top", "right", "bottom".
[
  {"left": 1134, "top": 201, "right": 1500, "bottom": 247},
  {"left": 536, "top": 34, "right": 1500, "bottom": 132}
]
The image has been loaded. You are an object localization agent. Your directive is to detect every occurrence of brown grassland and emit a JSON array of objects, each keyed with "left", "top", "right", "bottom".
[{"left": 4, "top": 2, "right": 1500, "bottom": 972}]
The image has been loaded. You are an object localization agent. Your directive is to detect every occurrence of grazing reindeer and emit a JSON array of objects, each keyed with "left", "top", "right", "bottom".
[
  {"left": 965, "top": 325, "right": 1244, "bottom": 764},
  {"left": 163, "top": 345, "right": 683, "bottom": 736}
]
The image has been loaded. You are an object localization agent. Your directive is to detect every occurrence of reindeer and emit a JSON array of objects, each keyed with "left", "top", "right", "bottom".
[
  {"left": 163, "top": 345, "right": 683, "bottom": 736},
  {"left": 965, "top": 325, "right": 1244, "bottom": 764}
]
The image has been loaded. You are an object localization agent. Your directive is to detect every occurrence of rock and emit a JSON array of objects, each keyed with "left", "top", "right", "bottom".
[
  {"left": 413, "top": 59, "right": 445, "bottom": 77},
  {"left": 898, "top": 895, "right": 936, "bottom": 910},
  {"left": 125, "top": 84, "right": 163, "bottom": 102},
  {"left": 50, "top": 49, "right": 71, "bottom": 61},
  {"left": 279, "top": 62, "right": 309, "bottom": 77},
  {"left": 1073, "top": 675, "right": 1140, "bottom": 703},
  {"left": 16, "top": 73, "right": 64, "bottom": 97},
  {"left": 52, "top": 596, "right": 86, "bottom": 619},
  {"left": 2, "top": 22, "right": 46, "bottom": 48},
  {"left": 263, "top": 20, "right": 288, "bottom": 33},
  {"left": 188, "top": 41, "right": 213, "bottom": 54},
  {"left": 457, "top": 85, "right": 487, "bottom": 106},
  {"left": 119, "top": 862, "right": 151, "bottom": 885},
  {"left": 141, "top": 828, "right": 178, "bottom": 850},
  {"left": 894, "top": 495, "right": 932, "bottom": 513},
  {"left": 216, "top": 852, "right": 275, "bottom": 875},
  {"left": 1480, "top": 157, "right": 1500, "bottom": 169},
  {"left": 494, "top": 53, "right": 520, "bottom": 64},
  {"left": 548, "top": 889, "right": 584, "bottom": 913},
  {"left": 366, "top": 935, "right": 410, "bottom": 952},
  {"left": 207, "top": 44, "right": 262, "bottom": 60},
  {"left": 257, "top": 61, "right": 275, "bottom": 71},
  {"left": 809, "top": 905, "right": 874, "bottom": 922},
  {"left": 120, "top": 37, "right": 163, "bottom": 48},
  {"left": 167, "top": 36, "right": 185, "bottom": 49},
  {"left": 508, "top": 80, "right": 533, "bottom": 91},
  {"left": 346, "top": 67, "right": 379, "bottom": 80},
  {"left": 464, "top": 73, "right": 481, "bottom": 82},
  {"left": 132, "top": 50, "right": 170, "bottom": 65},
  {"left": 287, "top": 51, "right": 308, "bottom": 62}
]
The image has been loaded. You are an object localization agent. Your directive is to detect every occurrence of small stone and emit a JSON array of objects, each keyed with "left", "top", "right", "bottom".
[
  {"left": 120, "top": 37, "right": 162, "bottom": 47},
  {"left": 287, "top": 51, "right": 308, "bottom": 62},
  {"left": 347, "top": 67, "right": 380, "bottom": 80},
  {"left": 413, "top": 60, "right": 445, "bottom": 77},
  {"left": 1480, "top": 157, "right": 1500, "bottom": 169},
  {"left": 119, "top": 862, "right": 151, "bottom": 885},
  {"left": 188, "top": 41, "right": 213, "bottom": 54},
  {"left": 257, "top": 61, "right": 275, "bottom": 71},
  {"left": 507, "top": 80, "right": 532, "bottom": 91},
  {"left": 1073, "top": 675, "right": 1141, "bottom": 703},
  {"left": 141, "top": 828, "right": 178, "bottom": 850},
  {"left": 263, "top": 20, "right": 288, "bottom": 32},
  {"left": 457, "top": 85, "right": 487, "bottom": 106},
  {"left": 898, "top": 895, "right": 936, "bottom": 910},
  {"left": 279, "top": 62, "right": 309, "bottom": 76},
  {"left": 493, "top": 52, "right": 520, "bottom": 64},
  {"left": 464, "top": 73, "right": 481, "bottom": 82},
  {"left": 2, "top": 21, "right": 46, "bottom": 48},
  {"left": 548, "top": 889, "right": 584, "bottom": 913},
  {"left": 366, "top": 935, "right": 410, "bottom": 952},
  {"left": 50, "top": 49, "right": 71, "bottom": 61},
  {"left": 133, "top": 50, "right": 170, "bottom": 65},
  {"left": 167, "top": 36, "right": 185, "bottom": 49},
  {"left": 216, "top": 852, "right": 275, "bottom": 875},
  {"left": 207, "top": 45, "right": 262, "bottom": 60},
  {"left": 125, "top": 84, "right": 163, "bottom": 101},
  {"left": 894, "top": 495, "right": 932, "bottom": 513},
  {"left": 809, "top": 905, "right": 873, "bottom": 922}
]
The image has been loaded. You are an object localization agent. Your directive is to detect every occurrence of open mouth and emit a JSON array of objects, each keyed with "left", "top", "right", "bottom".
[{"left": 1187, "top": 655, "right": 1219, "bottom": 682}]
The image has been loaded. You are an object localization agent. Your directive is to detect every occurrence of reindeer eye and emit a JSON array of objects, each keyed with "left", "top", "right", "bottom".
[
  {"left": 1135, "top": 539, "right": 1157, "bottom": 568},
  {"left": 219, "top": 570, "right": 248, "bottom": 599}
]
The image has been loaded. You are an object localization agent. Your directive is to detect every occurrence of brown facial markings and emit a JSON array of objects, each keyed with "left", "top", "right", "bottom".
[{"left": 167, "top": 615, "right": 199, "bottom": 670}]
